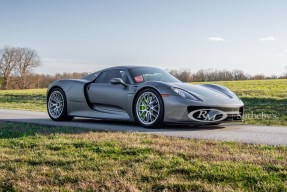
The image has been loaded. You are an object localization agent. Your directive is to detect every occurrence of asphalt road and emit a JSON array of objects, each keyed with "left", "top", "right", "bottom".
[{"left": 0, "top": 109, "right": 287, "bottom": 146}]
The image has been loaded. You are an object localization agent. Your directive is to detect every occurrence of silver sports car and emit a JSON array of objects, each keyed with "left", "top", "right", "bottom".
[{"left": 47, "top": 66, "right": 244, "bottom": 128}]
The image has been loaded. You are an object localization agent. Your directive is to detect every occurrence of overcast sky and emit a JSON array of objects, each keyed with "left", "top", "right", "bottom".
[{"left": 0, "top": 0, "right": 287, "bottom": 75}]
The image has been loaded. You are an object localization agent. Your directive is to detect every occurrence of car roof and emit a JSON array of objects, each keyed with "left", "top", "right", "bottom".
[
  {"left": 102, "top": 66, "right": 158, "bottom": 71},
  {"left": 81, "top": 66, "right": 159, "bottom": 80}
]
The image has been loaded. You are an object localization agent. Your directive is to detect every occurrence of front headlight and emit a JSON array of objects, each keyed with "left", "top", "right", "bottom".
[{"left": 172, "top": 87, "right": 201, "bottom": 101}]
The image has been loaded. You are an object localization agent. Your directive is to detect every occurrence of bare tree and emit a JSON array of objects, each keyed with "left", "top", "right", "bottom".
[
  {"left": 232, "top": 70, "right": 246, "bottom": 80},
  {"left": 14, "top": 48, "right": 41, "bottom": 89},
  {"left": 0, "top": 47, "right": 17, "bottom": 89},
  {"left": 0, "top": 46, "right": 41, "bottom": 89},
  {"left": 252, "top": 74, "right": 265, "bottom": 80}
]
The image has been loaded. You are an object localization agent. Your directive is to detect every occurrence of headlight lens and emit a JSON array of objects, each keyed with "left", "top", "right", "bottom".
[{"left": 172, "top": 87, "right": 201, "bottom": 101}]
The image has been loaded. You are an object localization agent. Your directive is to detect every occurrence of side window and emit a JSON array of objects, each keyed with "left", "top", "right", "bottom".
[
  {"left": 95, "top": 71, "right": 109, "bottom": 83},
  {"left": 95, "top": 70, "right": 130, "bottom": 84},
  {"left": 119, "top": 70, "right": 130, "bottom": 84}
]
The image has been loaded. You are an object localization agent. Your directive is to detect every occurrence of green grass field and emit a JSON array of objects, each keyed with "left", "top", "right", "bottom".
[
  {"left": 193, "top": 79, "right": 287, "bottom": 126},
  {"left": 0, "top": 88, "right": 46, "bottom": 111},
  {"left": 0, "top": 121, "right": 287, "bottom": 191},
  {"left": 0, "top": 79, "right": 286, "bottom": 125}
]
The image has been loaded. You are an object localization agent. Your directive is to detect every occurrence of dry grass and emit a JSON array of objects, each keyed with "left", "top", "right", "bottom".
[{"left": 0, "top": 121, "right": 287, "bottom": 191}]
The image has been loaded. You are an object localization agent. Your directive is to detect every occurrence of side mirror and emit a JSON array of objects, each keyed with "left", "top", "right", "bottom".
[{"left": 110, "top": 78, "right": 128, "bottom": 87}]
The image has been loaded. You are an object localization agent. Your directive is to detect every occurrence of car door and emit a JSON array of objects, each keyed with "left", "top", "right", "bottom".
[{"left": 87, "top": 69, "right": 131, "bottom": 114}]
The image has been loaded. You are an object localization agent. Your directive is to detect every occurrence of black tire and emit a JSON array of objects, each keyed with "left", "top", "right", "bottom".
[
  {"left": 205, "top": 123, "right": 221, "bottom": 126},
  {"left": 134, "top": 88, "right": 164, "bottom": 128},
  {"left": 47, "top": 87, "right": 74, "bottom": 121}
]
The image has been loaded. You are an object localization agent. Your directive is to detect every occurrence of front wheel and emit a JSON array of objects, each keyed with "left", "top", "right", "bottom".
[
  {"left": 134, "top": 88, "right": 164, "bottom": 128},
  {"left": 47, "top": 88, "right": 74, "bottom": 121}
]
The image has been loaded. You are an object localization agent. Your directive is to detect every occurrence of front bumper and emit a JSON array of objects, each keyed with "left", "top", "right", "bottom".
[{"left": 163, "top": 96, "right": 244, "bottom": 124}]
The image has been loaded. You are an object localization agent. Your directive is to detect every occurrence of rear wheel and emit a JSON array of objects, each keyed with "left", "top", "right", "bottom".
[
  {"left": 47, "top": 88, "right": 74, "bottom": 121},
  {"left": 134, "top": 88, "right": 164, "bottom": 128}
]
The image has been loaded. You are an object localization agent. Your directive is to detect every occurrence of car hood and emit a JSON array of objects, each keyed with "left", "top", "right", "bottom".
[{"left": 169, "top": 82, "right": 243, "bottom": 105}]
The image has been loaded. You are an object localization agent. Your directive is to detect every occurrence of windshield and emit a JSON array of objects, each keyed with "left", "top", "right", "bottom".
[{"left": 129, "top": 67, "right": 181, "bottom": 84}]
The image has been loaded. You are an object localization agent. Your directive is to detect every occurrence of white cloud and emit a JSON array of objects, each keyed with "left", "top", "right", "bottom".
[
  {"left": 275, "top": 49, "right": 287, "bottom": 56},
  {"left": 259, "top": 36, "right": 276, "bottom": 41},
  {"left": 276, "top": 53, "right": 284, "bottom": 56},
  {"left": 208, "top": 37, "right": 226, "bottom": 42}
]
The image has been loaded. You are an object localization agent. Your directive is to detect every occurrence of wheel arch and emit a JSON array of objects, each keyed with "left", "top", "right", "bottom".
[
  {"left": 47, "top": 85, "right": 63, "bottom": 98},
  {"left": 47, "top": 86, "right": 74, "bottom": 121},
  {"left": 132, "top": 86, "right": 165, "bottom": 122}
]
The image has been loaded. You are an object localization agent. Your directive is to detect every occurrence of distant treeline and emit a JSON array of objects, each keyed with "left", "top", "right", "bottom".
[
  {"left": 1, "top": 69, "right": 286, "bottom": 90},
  {"left": 0, "top": 72, "right": 89, "bottom": 90},
  {"left": 169, "top": 68, "right": 287, "bottom": 82},
  {"left": 1, "top": 46, "right": 287, "bottom": 90}
]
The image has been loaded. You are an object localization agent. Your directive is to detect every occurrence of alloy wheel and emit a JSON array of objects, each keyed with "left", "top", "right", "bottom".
[
  {"left": 136, "top": 92, "right": 160, "bottom": 125},
  {"left": 48, "top": 91, "right": 64, "bottom": 119}
]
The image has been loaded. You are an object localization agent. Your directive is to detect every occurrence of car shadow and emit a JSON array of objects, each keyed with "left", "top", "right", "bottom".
[
  {"left": 0, "top": 117, "right": 231, "bottom": 139},
  {"left": 58, "top": 117, "right": 229, "bottom": 132}
]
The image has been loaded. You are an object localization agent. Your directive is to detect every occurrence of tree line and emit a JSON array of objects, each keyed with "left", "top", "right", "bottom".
[
  {"left": 3, "top": 69, "right": 286, "bottom": 90},
  {"left": 1, "top": 46, "right": 286, "bottom": 90},
  {"left": 168, "top": 68, "right": 287, "bottom": 82}
]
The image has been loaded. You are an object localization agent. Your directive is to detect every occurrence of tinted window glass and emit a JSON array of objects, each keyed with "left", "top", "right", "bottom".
[
  {"left": 95, "top": 69, "right": 130, "bottom": 84},
  {"left": 95, "top": 71, "right": 109, "bottom": 83},
  {"left": 119, "top": 70, "right": 130, "bottom": 84},
  {"left": 129, "top": 67, "right": 181, "bottom": 83}
]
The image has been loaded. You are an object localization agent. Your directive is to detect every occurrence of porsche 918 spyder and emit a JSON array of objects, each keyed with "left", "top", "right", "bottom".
[{"left": 47, "top": 66, "right": 244, "bottom": 128}]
